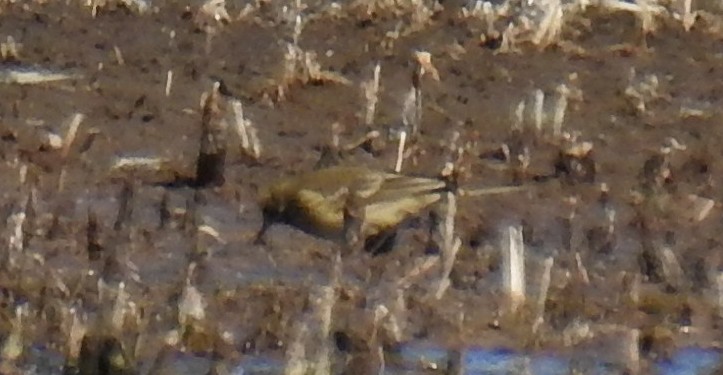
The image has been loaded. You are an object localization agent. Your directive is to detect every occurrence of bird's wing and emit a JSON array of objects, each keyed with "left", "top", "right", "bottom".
[
  {"left": 350, "top": 170, "right": 385, "bottom": 199},
  {"left": 296, "top": 188, "right": 345, "bottom": 230},
  {"left": 372, "top": 174, "right": 446, "bottom": 202},
  {"left": 363, "top": 192, "right": 442, "bottom": 235},
  {"left": 358, "top": 174, "right": 445, "bottom": 235}
]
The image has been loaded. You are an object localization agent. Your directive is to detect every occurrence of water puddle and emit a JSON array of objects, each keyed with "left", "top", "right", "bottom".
[{"left": 386, "top": 343, "right": 722, "bottom": 375}]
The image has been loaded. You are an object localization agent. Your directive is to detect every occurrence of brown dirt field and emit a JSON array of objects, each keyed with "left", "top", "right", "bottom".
[{"left": 0, "top": 0, "right": 721, "bottom": 373}]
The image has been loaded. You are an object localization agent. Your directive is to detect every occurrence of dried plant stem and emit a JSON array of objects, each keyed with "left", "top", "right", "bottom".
[
  {"left": 113, "top": 45, "right": 125, "bottom": 65},
  {"left": 0, "top": 305, "right": 24, "bottom": 363},
  {"left": 443, "top": 192, "right": 456, "bottom": 256},
  {"left": 532, "top": 257, "right": 554, "bottom": 334},
  {"left": 376, "top": 345, "right": 385, "bottom": 375},
  {"left": 402, "top": 86, "right": 417, "bottom": 134},
  {"left": 503, "top": 225, "right": 526, "bottom": 311},
  {"left": 513, "top": 101, "right": 525, "bottom": 131},
  {"left": 552, "top": 84, "right": 569, "bottom": 138},
  {"left": 284, "top": 324, "right": 309, "bottom": 375},
  {"left": 717, "top": 272, "right": 723, "bottom": 319},
  {"left": 396, "top": 256, "right": 438, "bottom": 290},
  {"left": 111, "top": 156, "right": 168, "bottom": 172},
  {"left": 532, "top": 0, "right": 563, "bottom": 47},
  {"left": 394, "top": 130, "right": 407, "bottom": 173},
  {"left": 61, "top": 113, "right": 85, "bottom": 159},
  {"left": 86, "top": 210, "right": 102, "bottom": 261},
  {"left": 574, "top": 252, "right": 590, "bottom": 284},
  {"left": 311, "top": 254, "right": 340, "bottom": 375},
  {"left": 680, "top": 0, "right": 695, "bottom": 31},
  {"left": 414, "top": 70, "right": 422, "bottom": 136},
  {"left": 402, "top": 60, "right": 425, "bottom": 137},
  {"left": 293, "top": 14, "right": 303, "bottom": 47},
  {"left": 110, "top": 282, "right": 130, "bottom": 335},
  {"left": 204, "top": 33, "right": 214, "bottom": 55},
  {"left": 113, "top": 179, "right": 134, "bottom": 231},
  {"left": 5, "top": 192, "right": 29, "bottom": 271},
  {"left": 57, "top": 113, "right": 85, "bottom": 192},
  {"left": 312, "top": 286, "right": 335, "bottom": 374},
  {"left": 230, "top": 99, "right": 262, "bottom": 159},
  {"left": 533, "top": 89, "right": 544, "bottom": 133},
  {"left": 659, "top": 246, "right": 684, "bottom": 290},
  {"left": 177, "top": 263, "right": 206, "bottom": 338},
  {"left": 0, "top": 36, "right": 20, "bottom": 61},
  {"left": 331, "top": 122, "right": 341, "bottom": 150},
  {"left": 624, "top": 328, "right": 641, "bottom": 374},
  {"left": 436, "top": 191, "right": 461, "bottom": 299},
  {"left": 459, "top": 185, "right": 528, "bottom": 197},
  {"left": 165, "top": 70, "right": 173, "bottom": 97},
  {"left": 57, "top": 168, "right": 68, "bottom": 193},
  {"left": 18, "top": 163, "right": 27, "bottom": 185},
  {"left": 363, "top": 63, "right": 381, "bottom": 127},
  {"left": 195, "top": 82, "right": 227, "bottom": 187},
  {"left": 66, "top": 308, "right": 87, "bottom": 367},
  {"left": 602, "top": 0, "right": 666, "bottom": 35},
  {"left": 284, "top": 254, "right": 340, "bottom": 375},
  {"left": 0, "top": 66, "right": 81, "bottom": 84}
]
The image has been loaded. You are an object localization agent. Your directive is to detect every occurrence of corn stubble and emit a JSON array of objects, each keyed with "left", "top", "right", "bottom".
[{"left": 256, "top": 166, "right": 523, "bottom": 254}]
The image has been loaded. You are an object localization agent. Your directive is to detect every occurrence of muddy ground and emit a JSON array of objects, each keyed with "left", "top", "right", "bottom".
[{"left": 0, "top": 0, "right": 722, "bottom": 374}]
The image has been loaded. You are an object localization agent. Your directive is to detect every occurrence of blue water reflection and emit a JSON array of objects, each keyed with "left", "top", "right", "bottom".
[
  {"left": 226, "top": 343, "right": 721, "bottom": 374},
  {"left": 657, "top": 347, "right": 722, "bottom": 375},
  {"left": 394, "top": 343, "right": 721, "bottom": 375}
]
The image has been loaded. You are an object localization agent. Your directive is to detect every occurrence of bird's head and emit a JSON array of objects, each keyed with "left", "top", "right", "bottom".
[
  {"left": 255, "top": 180, "right": 293, "bottom": 245},
  {"left": 258, "top": 178, "right": 297, "bottom": 219}
]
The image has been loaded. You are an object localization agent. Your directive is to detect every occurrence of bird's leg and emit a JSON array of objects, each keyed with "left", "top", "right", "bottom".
[
  {"left": 424, "top": 210, "right": 441, "bottom": 254},
  {"left": 342, "top": 193, "right": 365, "bottom": 254},
  {"left": 364, "top": 229, "right": 397, "bottom": 256},
  {"left": 254, "top": 211, "right": 272, "bottom": 245},
  {"left": 342, "top": 205, "right": 364, "bottom": 254}
]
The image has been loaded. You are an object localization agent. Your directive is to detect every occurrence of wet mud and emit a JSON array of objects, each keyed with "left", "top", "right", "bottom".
[{"left": 0, "top": 0, "right": 721, "bottom": 373}]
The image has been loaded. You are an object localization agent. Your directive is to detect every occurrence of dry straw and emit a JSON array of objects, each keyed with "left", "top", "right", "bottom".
[
  {"left": 503, "top": 225, "right": 525, "bottom": 311},
  {"left": 717, "top": 273, "right": 723, "bottom": 319},
  {"left": 532, "top": 257, "right": 554, "bottom": 334},
  {"left": 362, "top": 63, "right": 382, "bottom": 127},
  {"left": 229, "top": 99, "right": 262, "bottom": 160},
  {"left": 435, "top": 190, "right": 461, "bottom": 299}
]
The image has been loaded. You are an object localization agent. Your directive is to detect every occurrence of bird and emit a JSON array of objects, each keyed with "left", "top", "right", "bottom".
[{"left": 255, "top": 165, "right": 452, "bottom": 254}]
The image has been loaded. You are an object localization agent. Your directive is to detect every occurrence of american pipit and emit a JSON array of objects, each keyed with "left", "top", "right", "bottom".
[{"left": 256, "top": 165, "right": 525, "bottom": 254}]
